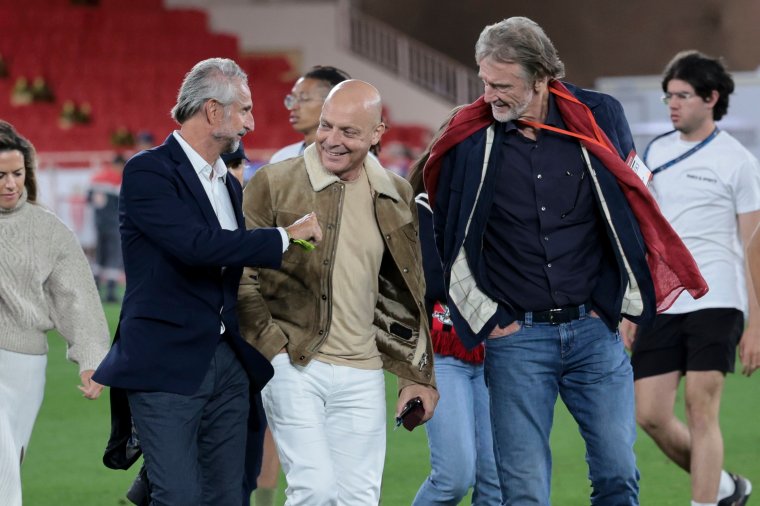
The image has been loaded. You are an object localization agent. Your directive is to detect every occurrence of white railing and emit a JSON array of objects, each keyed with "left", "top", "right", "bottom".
[{"left": 337, "top": 0, "right": 481, "bottom": 105}]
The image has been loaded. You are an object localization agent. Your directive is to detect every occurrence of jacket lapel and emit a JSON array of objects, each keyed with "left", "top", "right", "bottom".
[
  {"left": 226, "top": 177, "right": 245, "bottom": 228},
  {"left": 166, "top": 135, "right": 220, "bottom": 228}
]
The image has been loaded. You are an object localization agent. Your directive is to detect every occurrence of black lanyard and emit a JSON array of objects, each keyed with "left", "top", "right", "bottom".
[{"left": 643, "top": 127, "right": 720, "bottom": 176}]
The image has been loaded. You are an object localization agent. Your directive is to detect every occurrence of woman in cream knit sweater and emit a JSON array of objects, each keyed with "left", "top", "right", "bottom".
[{"left": 0, "top": 121, "right": 110, "bottom": 505}]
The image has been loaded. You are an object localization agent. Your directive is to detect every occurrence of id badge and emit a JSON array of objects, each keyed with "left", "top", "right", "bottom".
[{"left": 626, "top": 150, "right": 652, "bottom": 187}]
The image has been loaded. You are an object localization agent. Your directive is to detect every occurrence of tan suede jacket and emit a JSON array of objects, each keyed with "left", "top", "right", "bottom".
[{"left": 238, "top": 145, "right": 434, "bottom": 389}]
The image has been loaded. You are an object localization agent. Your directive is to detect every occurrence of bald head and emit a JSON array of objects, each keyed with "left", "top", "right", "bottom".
[
  {"left": 324, "top": 80, "right": 383, "bottom": 125},
  {"left": 316, "top": 80, "right": 386, "bottom": 181}
]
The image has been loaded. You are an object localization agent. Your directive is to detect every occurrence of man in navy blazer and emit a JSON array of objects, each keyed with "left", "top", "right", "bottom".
[{"left": 93, "top": 58, "right": 321, "bottom": 506}]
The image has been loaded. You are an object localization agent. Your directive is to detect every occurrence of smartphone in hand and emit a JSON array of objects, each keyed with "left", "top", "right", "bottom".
[{"left": 395, "top": 397, "right": 424, "bottom": 432}]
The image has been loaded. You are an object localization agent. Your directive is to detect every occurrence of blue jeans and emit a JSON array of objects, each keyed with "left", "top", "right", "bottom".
[
  {"left": 127, "top": 340, "right": 250, "bottom": 506},
  {"left": 484, "top": 312, "right": 639, "bottom": 506},
  {"left": 413, "top": 354, "right": 501, "bottom": 505}
]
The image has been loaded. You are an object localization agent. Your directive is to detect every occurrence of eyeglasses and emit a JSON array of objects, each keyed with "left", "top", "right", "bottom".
[
  {"left": 661, "top": 91, "right": 698, "bottom": 104},
  {"left": 284, "top": 94, "right": 318, "bottom": 110}
]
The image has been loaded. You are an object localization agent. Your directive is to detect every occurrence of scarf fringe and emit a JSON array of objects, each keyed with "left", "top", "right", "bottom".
[{"left": 431, "top": 329, "right": 484, "bottom": 364}]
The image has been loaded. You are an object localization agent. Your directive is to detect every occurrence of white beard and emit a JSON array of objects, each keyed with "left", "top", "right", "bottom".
[{"left": 490, "top": 88, "right": 534, "bottom": 123}]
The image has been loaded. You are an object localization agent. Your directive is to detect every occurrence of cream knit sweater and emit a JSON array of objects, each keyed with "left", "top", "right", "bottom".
[{"left": 0, "top": 191, "right": 109, "bottom": 372}]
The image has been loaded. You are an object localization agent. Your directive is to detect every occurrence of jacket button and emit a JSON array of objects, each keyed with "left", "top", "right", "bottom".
[
  {"left": 327, "top": 224, "right": 333, "bottom": 229},
  {"left": 323, "top": 259, "right": 329, "bottom": 265},
  {"left": 403, "top": 267, "right": 409, "bottom": 273},
  {"left": 319, "top": 330, "right": 324, "bottom": 335},
  {"left": 299, "top": 355, "right": 305, "bottom": 360},
  {"left": 321, "top": 294, "right": 327, "bottom": 300},
  {"left": 385, "top": 234, "right": 391, "bottom": 240}
]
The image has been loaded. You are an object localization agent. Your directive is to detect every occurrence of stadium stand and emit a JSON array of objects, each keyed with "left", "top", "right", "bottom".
[{"left": 0, "top": 0, "right": 300, "bottom": 153}]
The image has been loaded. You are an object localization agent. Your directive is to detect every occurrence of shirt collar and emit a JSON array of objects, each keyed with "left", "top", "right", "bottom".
[
  {"left": 502, "top": 93, "right": 565, "bottom": 133},
  {"left": 172, "top": 131, "right": 228, "bottom": 182}
]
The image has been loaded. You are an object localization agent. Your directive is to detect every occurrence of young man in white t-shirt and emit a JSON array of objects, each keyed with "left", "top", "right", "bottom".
[{"left": 623, "top": 50, "right": 760, "bottom": 506}]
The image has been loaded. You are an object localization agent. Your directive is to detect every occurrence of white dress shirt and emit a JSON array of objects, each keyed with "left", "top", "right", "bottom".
[{"left": 173, "top": 131, "right": 238, "bottom": 231}]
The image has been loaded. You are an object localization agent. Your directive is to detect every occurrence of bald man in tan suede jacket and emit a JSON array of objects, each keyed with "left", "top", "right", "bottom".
[{"left": 237, "top": 80, "right": 437, "bottom": 506}]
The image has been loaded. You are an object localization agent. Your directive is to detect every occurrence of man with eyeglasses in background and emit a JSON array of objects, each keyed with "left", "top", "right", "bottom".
[
  {"left": 270, "top": 65, "right": 351, "bottom": 163},
  {"left": 623, "top": 50, "right": 760, "bottom": 506}
]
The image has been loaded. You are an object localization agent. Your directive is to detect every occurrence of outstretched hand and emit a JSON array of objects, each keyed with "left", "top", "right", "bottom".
[{"left": 286, "top": 212, "right": 322, "bottom": 244}]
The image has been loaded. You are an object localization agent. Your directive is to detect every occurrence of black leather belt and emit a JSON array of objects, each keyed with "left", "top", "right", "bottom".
[{"left": 517, "top": 304, "right": 588, "bottom": 325}]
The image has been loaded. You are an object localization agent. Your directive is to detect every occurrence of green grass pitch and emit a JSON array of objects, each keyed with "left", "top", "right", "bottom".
[{"left": 21, "top": 303, "right": 760, "bottom": 505}]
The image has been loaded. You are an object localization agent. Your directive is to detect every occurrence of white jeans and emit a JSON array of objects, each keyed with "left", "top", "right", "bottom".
[
  {"left": 0, "top": 349, "right": 47, "bottom": 506},
  {"left": 262, "top": 354, "right": 386, "bottom": 506}
]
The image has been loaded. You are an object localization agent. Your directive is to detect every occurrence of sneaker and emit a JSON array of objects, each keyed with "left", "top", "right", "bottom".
[{"left": 718, "top": 473, "right": 752, "bottom": 506}]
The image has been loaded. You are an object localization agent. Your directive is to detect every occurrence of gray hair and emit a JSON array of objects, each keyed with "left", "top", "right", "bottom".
[
  {"left": 475, "top": 17, "right": 565, "bottom": 82},
  {"left": 171, "top": 58, "right": 248, "bottom": 124}
]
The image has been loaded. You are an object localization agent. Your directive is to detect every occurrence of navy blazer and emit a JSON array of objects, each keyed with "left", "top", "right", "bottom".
[{"left": 93, "top": 134, "right": 283, "bottom": 395}]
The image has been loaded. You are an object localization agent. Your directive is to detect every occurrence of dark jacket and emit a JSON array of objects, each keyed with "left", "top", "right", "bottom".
[
  {"left": 434, "top": 84, "right": 656, "bottom": 349},
  {"left": 93, "top": 134, "right": 283, "bottom": 395}
]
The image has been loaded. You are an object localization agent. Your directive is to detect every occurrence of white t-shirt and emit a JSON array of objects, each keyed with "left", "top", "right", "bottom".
[
  {"left": 646, "top": 130, "right": 760, "bottom": 314},
  {"left": 269, "top": 141, "right": 305, "bottom": 163}
]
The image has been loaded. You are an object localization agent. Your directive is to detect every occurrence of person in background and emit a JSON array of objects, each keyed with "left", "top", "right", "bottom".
[
  {"left": 10, "top": 76, "right": 32, "bottom": 106},
  {"left": 92, "top": 57, "right": 321, "bottom": 506},
  {"left": 625, "top": 50, "right": 759, "bottom": 506},
  {"left": 239, "top": 80, "right": 438, "bottom": 505},
  {"left": 749, "top": 227, "right": 760, "bottom": 365},
  {"left": 408, "top": 107, "right": 501, "bottom": 506},
  {"left": 30, "top": 76, "right": 54, "bottom": 102},
  {"left": 222, "top": 141, "right": 248, "bottom": 186},
  {"left": 269, "top": 65, "right": 351, "bottom": 163},
  {"left": 87, "top": 153, "right": 125, "bottom": 303},
  {"left": 425, "top": 17, "right": 707, "bottom": 505},
  {"left": 0, "top": 120, "right": 110, "bottom": 506},
  {"left": 134, "top": 130, "right": 155, "bottom": 153}
]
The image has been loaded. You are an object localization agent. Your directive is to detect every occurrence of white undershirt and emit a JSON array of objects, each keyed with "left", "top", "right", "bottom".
[{"left": 173, "top": 131, "right": 238, "bottom": 231}]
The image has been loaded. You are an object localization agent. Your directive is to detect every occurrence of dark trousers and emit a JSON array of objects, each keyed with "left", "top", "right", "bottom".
[
  {"left": 127, "top": 340, "right": 249, "bottom": 506},
  {"left": 241, "top": 393, "right": 267, "bottom": 506}
]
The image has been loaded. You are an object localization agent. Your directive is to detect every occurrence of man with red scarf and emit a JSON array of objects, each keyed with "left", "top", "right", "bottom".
[{"left": 424, "top": 17, "right": 707, "bottom": 506}]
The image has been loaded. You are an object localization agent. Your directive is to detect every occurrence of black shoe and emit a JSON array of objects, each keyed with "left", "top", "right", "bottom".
[
  {"left": 718, "top": 473, "right": 752, "bottom": 506},
  {"left": 126, "top": 465, "right": 151, "bottom": 506}
]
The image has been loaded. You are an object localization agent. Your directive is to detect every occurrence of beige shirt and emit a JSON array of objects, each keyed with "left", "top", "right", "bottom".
[{"left": 317, "top": 166, "right": 385, "bottom": 369}]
